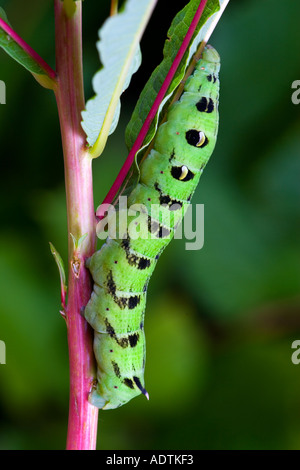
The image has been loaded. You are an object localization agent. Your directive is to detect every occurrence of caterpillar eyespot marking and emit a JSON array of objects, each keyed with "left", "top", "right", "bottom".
[
  {"left": 185, "top": 129, "right": 207, "bottom": 148},
  {"left": 84, "top": 45, "right": 220, "bottom": 410},
  {"left": 171, "top": 165, "right": 195, "bottom": 182}
]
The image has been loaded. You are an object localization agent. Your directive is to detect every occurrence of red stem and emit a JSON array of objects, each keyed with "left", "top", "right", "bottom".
[
  {"left": 98, "top": 0, "right": 208, "bottom": 218},
  {"left": 54, "top": 1, "right": 98, "bottom": 450},
  {"left": 0, "top": 17, "right": 56, "bottom": 79}
]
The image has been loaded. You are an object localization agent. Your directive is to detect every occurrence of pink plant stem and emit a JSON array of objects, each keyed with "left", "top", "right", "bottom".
[
  {"left": 98, "top": 0, "right": 208, "bottom": 217},
  {"left": 0, "top": 17, "right": 56, "bottom": 79},
  {"left": 54, "top": 1, "right": 98, "bottom": 450}
]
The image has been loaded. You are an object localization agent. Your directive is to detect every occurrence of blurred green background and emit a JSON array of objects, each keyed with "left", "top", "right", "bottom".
[{"left": 0, "top": 0, "right": 300, "bottom": 450}]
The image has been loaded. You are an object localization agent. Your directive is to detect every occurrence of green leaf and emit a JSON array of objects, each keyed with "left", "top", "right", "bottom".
[
  {"left": 81, "top": 0, "right": 157, "bottom": 158},
  {"left": 0, "top": 8, "right": 46, "bottom": 76},
  {"left": 49, "top": 242, "right": 67, "bottom": 307},
  {"left": 70, "top": 232, "right": 88, "bottom": 252},
  {"left": 125, "top": 0, "right": 221, "bottom": 155}
]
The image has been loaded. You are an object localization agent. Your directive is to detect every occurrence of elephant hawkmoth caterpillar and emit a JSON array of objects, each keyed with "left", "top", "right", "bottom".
[{"left": 85, "top": 45, "right": 220, "bottom": 409}]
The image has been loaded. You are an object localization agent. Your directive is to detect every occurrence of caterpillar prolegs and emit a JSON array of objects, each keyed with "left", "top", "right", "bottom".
[{"left": 85, "top": 45, "right": 220, "bottom": 410}]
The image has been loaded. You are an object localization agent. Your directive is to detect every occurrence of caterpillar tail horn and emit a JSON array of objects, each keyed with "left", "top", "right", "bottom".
[{"left": 133, "top": 376, "right": 150, "bottom": 400}]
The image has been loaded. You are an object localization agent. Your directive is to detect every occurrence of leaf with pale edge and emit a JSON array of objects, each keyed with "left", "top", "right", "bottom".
[{"left": 81, "top": 0, "right": 157, "bottom": 158}]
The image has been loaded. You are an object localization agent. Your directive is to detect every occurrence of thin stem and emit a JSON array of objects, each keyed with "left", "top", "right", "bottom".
[
  {"left": 0, "top": 17, "right": 56, "bottom": 80},
  {"left": 97, "top": 0, "right": 209, "bottom": 218},
  {"left": 110, "top": 0, "right": 119, "bottom": 16},
  {"left": 54, "top": 0, "right": 98, "bottom": 450}
]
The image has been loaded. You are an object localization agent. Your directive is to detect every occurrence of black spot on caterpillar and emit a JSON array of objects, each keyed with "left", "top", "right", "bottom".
[
  {"left": 106, "top": 271, "right": 141, "bottom": 310},
  {"left": 128, "top": 333, "right": 139, "bottom": 348},
  {"left": 123, "top": 378, "right": 134, "bottom": 389},
  {"left": 207, "top": 73, "right": 217, "bottom": 83},
  {"left": 121, "top": 238, "right": 151, "bottom": 270},
  {"left": 154, "top": 182, "right": 183, "bottom": 209},
  {"left": 112, "top": 361, "right": 121, "bottom": 379},
  {"left": 147, "top": 217, "right": 171, "bottom": 239},
  {"left": 196, "top": 96, "right": 214, "bottom": 113}
]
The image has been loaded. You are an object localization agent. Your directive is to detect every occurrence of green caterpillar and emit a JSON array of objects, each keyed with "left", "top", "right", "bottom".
[{"left": 85, "top": 45, "right": 220, "bottom": 410}]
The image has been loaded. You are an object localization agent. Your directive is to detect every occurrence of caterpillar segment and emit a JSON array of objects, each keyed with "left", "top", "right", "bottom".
[{"left": 85, "top": 45, "right": 220, "bottom": 409}]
